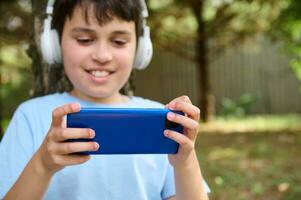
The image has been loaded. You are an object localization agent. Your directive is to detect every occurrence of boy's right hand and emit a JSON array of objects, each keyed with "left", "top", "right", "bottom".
[{"left": 36, "top": 103, "right": 99, "bottom": 175}]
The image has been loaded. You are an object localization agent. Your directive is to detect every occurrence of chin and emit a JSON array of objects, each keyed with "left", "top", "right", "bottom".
[{"left": 87, "top": 90, "right": 120, "bottom": 100}]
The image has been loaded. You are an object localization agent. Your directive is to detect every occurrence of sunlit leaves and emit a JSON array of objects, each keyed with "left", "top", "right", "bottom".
[{"left": 273, "top": 0, "right": 301, "bottom": 89}]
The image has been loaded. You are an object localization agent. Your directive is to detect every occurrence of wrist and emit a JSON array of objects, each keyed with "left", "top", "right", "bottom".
[
  {"left": 174, "top": 150, "right": 199, "bottom": 170},
  {"left": 32, "top": 150, "right": 56, "bottom": 179}
]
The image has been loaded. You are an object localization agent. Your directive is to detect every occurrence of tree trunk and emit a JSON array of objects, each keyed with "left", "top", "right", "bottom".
[
  {"left": 28, "top": 0, "right": 46, "bottom": 97},
  {"left": 28, "top": 0, "right": 64, "bottom": 98},
  {"left": 29, "top": 0, "right": 72, "bottom": 97},
  {"left": 188, "top": 0, "right": 215, "bottom": 122}
]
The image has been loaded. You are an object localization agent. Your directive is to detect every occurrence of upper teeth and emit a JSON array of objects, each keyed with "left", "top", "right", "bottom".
[{"left": 91, "top": 70, "right": 110, "bottom": 78}]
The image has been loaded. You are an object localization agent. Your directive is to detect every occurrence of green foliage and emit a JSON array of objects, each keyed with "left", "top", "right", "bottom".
[
  {"left": 0, "top": 0, "right": 33, "bottom": 126},
  {"left": 0, "top": 119, "right": 10, "bottom": 140},
  {"left": 290, "top": 59, "right": 301, "bottom": 92},
  {"left": 0, "top": 44, "right": 32, "bottom": 119},
  {"left": 0, "top": 0, "right": 32, "bottom": 45},
  {"left": 220, "top": 93, "right": 257, "bottom": 117},
  {"left": 148, "top": 0, "right": 288, "bottom": 53},
  {"left": 271, "top": 0, "right": 301, "bottom": 91}
]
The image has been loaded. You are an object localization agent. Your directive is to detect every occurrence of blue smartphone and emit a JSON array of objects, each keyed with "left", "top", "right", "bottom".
[{"left": 67, "top": 108, "right": 184, "bottom": 154}]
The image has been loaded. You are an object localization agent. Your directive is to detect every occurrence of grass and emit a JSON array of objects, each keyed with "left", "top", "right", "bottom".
[
  {"left": 199, "top": 114, "right": 301, "bottom": 134},
  {"left": 196, "top": 114, "right": 301, "bottom": 200}
]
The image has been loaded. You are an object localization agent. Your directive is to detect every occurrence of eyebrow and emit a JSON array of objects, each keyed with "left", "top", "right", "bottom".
[
  {"left": 71, "top": 27, "right": 95, "bottom": 34},
  {"left": 111, "top": 30, "right": 132, "bottom": 36},
  {"left": 71, "top": 27, "right": 132, "bottom": 36}
]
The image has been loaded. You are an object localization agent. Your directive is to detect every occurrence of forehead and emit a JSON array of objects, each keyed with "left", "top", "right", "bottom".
[
  {"left": 69, "top": 2, "right": 132, "bottom": 26},
  {"left": 65, "top": 6, "right": 135, "bottom": 32},
  {"left": 66, "top": 4, "right": 135, "bottom": 29}
]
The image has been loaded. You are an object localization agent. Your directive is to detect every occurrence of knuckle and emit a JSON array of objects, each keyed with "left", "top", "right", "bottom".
[
  {"left": 79, "top": 156, "right": 89, "bottom": 163},
  {"left": 182, "top": 95, "right": 191, "bottom": 103},
  {"left": 181, "top": 138, "right": 193, "bottom": 149},
  {"left": 87, "top": 143, "right": 93, "bottom": 150},
  {"left": 173, "top": 113, "right": 180, "bottom": 121},
  {"left": 192, "top": 121, "right": 199, "bottom": 131},
  {"left": 63, "top": 106, "right": 69, "bottom": 115},
  {"left": 191, "top": 126, "right": 198, "bottom": 133},
  {"left": 174, "top": 101, "right": 180, "bottom": 109},
  {"left": 77, "top": 157, "right": 85, "bottom": 164},
  {"left": 47, "top": 128, "right": 55, "bottom": 139},
  {"left": 52, "top": 110, "right": 58, "bottom": 119},
  {"left": 50, "top": 127, "right": 60, "bottom": 140},
  {"left": 195, "top": 107, "right": 201, "bottom": 116},
  {"left": 66, "top": 103, "right": 74, "bottom": 113},
  {"left": 181, "top": 138, "right": 189, "bottom": 146},
  {"left": 60, "top": 129, "right": 68, "bottom": 140},
  {"left": 185, "top": 140, "right": 194, "bottom": 150},
  {"left": 52, "top": 156, "right": 61, "bottom": 165},
  {"left": 46, "top": 142, "right": 55, "bottom": 154},
  {"left": 66, "top": 143, "right": 73, "bottom": 153},
  {"left": 181, "top": 95, "right": 188, "bottom": 99}
]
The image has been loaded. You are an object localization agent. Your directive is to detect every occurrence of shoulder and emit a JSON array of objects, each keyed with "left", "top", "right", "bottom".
[
  {"left": 17, "top": 92, "right": 69, "bottom": 113},
  {"left": 12, "top": 92, "right": 70, "bottom": 125},
  {"left": 7, "top": 93, "right": 71, "bottom": 139},
  {"left": 129, "top": 96, "right": 165, "bottom": 108}
]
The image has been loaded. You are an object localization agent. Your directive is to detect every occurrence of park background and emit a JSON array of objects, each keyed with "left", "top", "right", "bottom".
[{"left": 1, "top": 0, "right": 301, "bottom": 199}]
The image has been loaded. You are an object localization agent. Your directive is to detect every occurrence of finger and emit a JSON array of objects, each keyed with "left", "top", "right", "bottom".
[
  {"left": 167, "top": 101, "right": 200, "bottom": 121},
  {"left": 52, "top": 128, "right": 95, "bottom": 142},
  {"left": 164, "top": 130, "right": 194, "bottom": 151},
  {"left": 165, "top": 95, "right": 191, "bottom": 108},
  {"left": 167, "top": 112, "right": 199, "bottom": 132},
  {"left": 173, "top": 95, "right": 192, "bottom": 104},
  {"left": 53, "top": 154, "right": 91, "bottom": 166},
  {"left": 54, "top": 141, "right": 99, "bottom": 154},
  {"left": 52, "top": 103, "right": 81, "bottom": 127}
]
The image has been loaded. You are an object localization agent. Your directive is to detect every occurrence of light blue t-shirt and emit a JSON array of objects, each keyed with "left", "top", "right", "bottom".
[{"left": 0, "top": 92, "right": 209, "bottom": 200}]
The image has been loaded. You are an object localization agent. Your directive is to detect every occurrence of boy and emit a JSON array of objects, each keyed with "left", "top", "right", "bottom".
[{"left": 0, "top": 1, "right": 209, "bottom": 199}]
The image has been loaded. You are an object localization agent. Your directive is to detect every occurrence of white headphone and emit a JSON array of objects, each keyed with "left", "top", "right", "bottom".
[{"left": 40, "top": 0, "right": 153, "bottom": 70}]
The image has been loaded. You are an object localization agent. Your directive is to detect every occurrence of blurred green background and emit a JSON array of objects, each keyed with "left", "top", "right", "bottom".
[{"left": 1, "top": 0, "right": 301, "bottom": 199}]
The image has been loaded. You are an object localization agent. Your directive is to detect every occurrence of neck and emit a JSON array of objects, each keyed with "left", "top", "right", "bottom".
[{"left": 69, "top": 90, "right": 129, "bottom": 105}]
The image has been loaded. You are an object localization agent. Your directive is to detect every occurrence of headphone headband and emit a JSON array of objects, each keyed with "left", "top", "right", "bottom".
[
  {"left": 46, "top": 0, "right": 55, "bottom": 14},
  {"left": 139, "top": 0, "right": 149, "bottom": 18},
  {"left": 46, "top": 0, "right": 149, "bottom": 18}
]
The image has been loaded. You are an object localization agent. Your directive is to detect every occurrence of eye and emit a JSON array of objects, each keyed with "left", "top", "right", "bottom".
[
  {"left": 76, "top": 38, "right": 94, "bottom": 45},
  {"left": 112, "top": 39, "right": 127, "bottom": 47}
]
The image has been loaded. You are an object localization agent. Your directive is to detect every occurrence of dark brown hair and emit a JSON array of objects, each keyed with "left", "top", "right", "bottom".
[
  {"left": 49, "top": 0, "right": 143, "bottom": 95},
  {"left": 52, "top": 0, "right": 143, "bottom": 43}
]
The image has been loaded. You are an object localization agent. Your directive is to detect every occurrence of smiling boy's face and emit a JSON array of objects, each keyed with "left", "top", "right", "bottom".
[{"left": 61, "top": 4, "right": 137, "bottom": 104}]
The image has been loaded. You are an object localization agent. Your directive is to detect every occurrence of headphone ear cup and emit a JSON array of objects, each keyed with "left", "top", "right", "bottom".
[
  {"left": 40, "top": 28, "right": 61, "bottom": 64},
  {"left": 134, "top": 26, "right": 153, "bottom": 70}
]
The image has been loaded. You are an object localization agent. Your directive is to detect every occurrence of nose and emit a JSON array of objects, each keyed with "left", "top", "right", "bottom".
[{"left": 91, "top": 42, "right": 113, "bottom": 64}]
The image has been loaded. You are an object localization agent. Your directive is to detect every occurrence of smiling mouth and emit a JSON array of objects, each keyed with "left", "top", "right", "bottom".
[{"left": 86, "top": 70, "right": 113, "bottom": 78}]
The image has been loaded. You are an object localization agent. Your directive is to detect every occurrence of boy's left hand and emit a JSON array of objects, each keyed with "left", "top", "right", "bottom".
[{"left": 165, "top": 95, "right": 200, "bottom": 167}]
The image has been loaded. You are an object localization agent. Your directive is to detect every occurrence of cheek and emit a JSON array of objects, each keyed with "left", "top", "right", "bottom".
[
  {"left": 61, "top": 41, "right": 85, "bottom": 70},
  {"left": 115, "top": 46, "right": 136, "bottom": 70}
]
